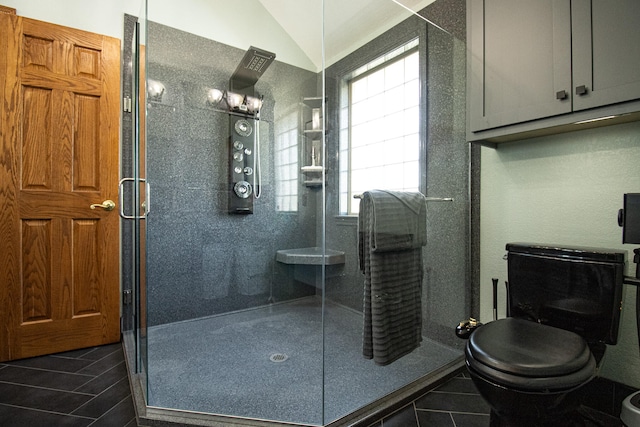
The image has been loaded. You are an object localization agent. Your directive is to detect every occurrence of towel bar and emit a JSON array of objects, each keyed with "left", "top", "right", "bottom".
[{"left": 353, "top": 193, "right": 453, "bottom": 202}]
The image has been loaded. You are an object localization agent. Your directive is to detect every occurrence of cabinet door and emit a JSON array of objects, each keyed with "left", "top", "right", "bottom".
[
  {"left": 572, "top": 0, "right": 640, "bottom": 111},
  {"left": 468, "top": 0, "right": 572, "bottom": 132}
]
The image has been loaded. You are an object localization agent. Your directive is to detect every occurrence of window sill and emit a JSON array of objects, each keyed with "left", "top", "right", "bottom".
[{"left": 334, "top": 215, "right": 358, "bottom": 226}]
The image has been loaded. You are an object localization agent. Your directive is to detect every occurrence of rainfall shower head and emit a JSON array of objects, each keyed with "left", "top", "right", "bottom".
[{"left": 230, "top": 46, "right": 276, "bottom": 93}]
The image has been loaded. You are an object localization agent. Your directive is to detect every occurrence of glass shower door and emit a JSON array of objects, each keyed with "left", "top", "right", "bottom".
[
  {"left": 121, "top": 3, "right": 149, "bottom": 404},
  {"left": 321, "top": 0, "right": 469, "bottom": 423},
  {"left": 142, "top": 1, "right": 326, "bottom": 424}
]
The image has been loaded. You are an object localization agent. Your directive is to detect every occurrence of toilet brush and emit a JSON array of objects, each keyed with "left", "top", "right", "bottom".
[{"left": 492, "top": 278, "right": 498, "bottom": 321}]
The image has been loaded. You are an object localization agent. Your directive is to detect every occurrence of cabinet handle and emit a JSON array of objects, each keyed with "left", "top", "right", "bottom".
[
  {"left": 556, "top": 90, "right": 568, "bottom": 100},
  {"left": 575, "top": 85, "right": 588, "bottom": 96}
]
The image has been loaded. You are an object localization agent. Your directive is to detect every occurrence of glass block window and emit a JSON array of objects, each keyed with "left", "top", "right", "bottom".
[
  {"left": 275, "top": 113, "right": 298, "bottom": 212},
  {"left": 339, "top": 39, "right": 420, "bottom": 215}
]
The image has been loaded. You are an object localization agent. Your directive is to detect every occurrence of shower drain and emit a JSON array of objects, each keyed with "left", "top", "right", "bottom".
[{"left": 269, "top": 353, "right": 289, "bottom": 363}]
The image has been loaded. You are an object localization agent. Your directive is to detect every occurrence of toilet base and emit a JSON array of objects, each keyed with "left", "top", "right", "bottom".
[{"left": 468, "top": 368, "right": 586, "bottom": 421}]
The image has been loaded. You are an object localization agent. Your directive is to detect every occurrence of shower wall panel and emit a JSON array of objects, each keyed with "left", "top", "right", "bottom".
[{"left": 146, "top": 22, "right": 319, "bottom": 326}]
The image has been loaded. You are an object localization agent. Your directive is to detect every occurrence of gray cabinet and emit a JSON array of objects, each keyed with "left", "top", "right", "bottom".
[
  {"left": 572, "top": 1, "right": 640, "bottom": 111},
  {"left": 467, "top": 0, "right": 640, "bottom": 144}
]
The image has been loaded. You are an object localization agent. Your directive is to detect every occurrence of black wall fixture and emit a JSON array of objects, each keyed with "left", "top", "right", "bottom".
[{"left": 227, "top": 46, "right": 275, "bottom": 214}]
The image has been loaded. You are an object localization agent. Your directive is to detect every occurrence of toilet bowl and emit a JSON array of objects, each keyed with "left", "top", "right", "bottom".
[
  {"left": 466, "top": 243, "right": 626, "bottom": 427},
  {"left": 466, "top": 317, "right": 596, "bottom": 425}
]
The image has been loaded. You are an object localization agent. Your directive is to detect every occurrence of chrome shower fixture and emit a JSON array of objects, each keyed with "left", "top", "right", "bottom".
[
  {"left": 148, "top": 79, "right": 166, "bottom": 102},
  {"left": 230, "top": 46, "right": 276, "bottom": 92},
  {"left": 206, "top": 88, "right": 263, "bottom": 115},
  {"left": 207, "top": 46, "right": 275, "bottom": 117}
]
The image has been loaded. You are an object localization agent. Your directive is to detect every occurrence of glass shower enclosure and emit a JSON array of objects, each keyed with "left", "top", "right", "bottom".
[{"left": 123, "top": 0, "right": 473, "bottom": 425}]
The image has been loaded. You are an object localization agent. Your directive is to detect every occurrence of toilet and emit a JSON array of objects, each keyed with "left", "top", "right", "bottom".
[{"left": 466, "top": 243, "right": 626, "bottom": 427}]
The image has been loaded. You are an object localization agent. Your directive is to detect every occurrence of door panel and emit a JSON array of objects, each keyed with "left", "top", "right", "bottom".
[
  {"left": 572, "top": 0, "right": 640, "bottom": 111},
  {"left": 0, "top": 13, "right": 120, "bottom": 361},
  {"left": 468, "top": 0, "right": 572, "bottom": 131}
]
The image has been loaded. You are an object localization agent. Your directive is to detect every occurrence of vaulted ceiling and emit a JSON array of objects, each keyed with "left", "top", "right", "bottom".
[{"left": 257, "top": 0, "right": 436, "bottom": 68}]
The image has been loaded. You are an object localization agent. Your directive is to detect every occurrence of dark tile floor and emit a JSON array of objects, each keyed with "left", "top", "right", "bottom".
[
  {"left": 376, "top": 372, "right": 626, "bottom": 427},
  {"left": 0, "top": 342, "right": 136, "bottom": 427},
  {"left": 371, "top": 372, "right": 491, "bottom": 427},
  {"left": 0, "top": 342, "right": 627, "bottom": 427}
]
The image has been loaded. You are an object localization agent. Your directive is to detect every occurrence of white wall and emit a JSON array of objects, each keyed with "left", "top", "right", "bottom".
[
  {"left": 480, "top": 121, "right": 640, "bottom": 388},
  {"left": 146, "top": 0, "right": 317, "bottom": 70},
  {"left": 2, "top": 0, "right": 142, "bottom": 40},
  {"left": 4, "top": 0, "right": 317, "bottom": 70}
]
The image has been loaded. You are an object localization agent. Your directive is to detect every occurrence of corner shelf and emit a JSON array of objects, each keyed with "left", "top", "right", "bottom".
[{"left": 300, "top": 96, "right": 326, "bottom": 188}]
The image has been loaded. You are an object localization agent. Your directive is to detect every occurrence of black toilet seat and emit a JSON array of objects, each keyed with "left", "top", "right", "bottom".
[{"left": 466, "top": 317, "right": 596, "bottom": 392}]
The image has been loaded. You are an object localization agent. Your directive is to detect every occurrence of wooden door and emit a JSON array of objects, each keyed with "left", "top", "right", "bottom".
[{"left": 0, "top": 12, "right": 121, "bottom": 361}]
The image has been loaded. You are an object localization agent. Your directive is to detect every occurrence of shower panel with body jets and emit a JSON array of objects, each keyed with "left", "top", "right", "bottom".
[{"left": 207, "top": 46, "right": 276, "bottom": 214}]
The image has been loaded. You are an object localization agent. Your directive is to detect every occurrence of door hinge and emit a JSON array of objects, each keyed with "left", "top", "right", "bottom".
[
  {"left": 123, "top": 289, "right": 132, "bottom": 305},
  {"left": 123, "top": 96, "right": 132, "bottom": 113}
]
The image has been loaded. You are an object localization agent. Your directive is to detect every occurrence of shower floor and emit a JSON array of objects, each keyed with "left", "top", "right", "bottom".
[{"left": 147, "top": 297, "right": 462, "bottom": 426}]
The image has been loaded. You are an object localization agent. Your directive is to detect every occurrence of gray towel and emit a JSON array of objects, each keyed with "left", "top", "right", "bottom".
[{"left": 359, "top": 190, "right": 426, "bottom": 365}]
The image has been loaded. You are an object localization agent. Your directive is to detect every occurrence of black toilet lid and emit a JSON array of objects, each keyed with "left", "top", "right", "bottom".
[{"left": 467, "top": 317, "right": 593, "bottom": 377}]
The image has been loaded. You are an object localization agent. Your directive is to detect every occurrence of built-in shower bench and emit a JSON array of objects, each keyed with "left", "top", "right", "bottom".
[{"left": 276, "top": 247, "right": 345, "bottom": 288}]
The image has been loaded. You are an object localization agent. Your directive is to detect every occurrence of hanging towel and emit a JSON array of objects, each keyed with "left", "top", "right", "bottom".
[{"left": 359, "top": 190, "right": 426, "bottom": 366}]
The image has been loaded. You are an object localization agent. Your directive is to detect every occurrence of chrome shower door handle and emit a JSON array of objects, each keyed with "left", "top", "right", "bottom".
[
  {"left": 144, "top": 180, "right": 150, "bottom": 214},
  {"left": 119, "top": 178, "right": 149, "bottom": 219}
]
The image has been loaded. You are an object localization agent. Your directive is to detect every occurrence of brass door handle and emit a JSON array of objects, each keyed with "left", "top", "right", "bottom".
[{"left": 90, "top": 200, "right": 116, "bottom": 211}]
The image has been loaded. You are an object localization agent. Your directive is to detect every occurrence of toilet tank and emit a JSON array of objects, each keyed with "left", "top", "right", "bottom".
[{"left": 506, "top": 243, "right": 626, "bottom": 345}]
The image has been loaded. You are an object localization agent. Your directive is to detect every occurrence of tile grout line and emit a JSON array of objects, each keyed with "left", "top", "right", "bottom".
[
  {"left": 86, "top": 393, "right": 136, "bottom": 427},
  {"left": 71, "top": 376, "right": 133, "bottom": 417},
  {"left": 51, "top": 348, "right": 100, "bottom": 360},
  {"left": 0, "top": 379, "right": 96, "bottom": 397},
  {"left": 77, "top": 347, "right": 125, "bottom": 374},
  {"left": 0, "top": 363, "right": 95, "bottom": 379},
  {"left": 449, "top": 411, "right": 458, "bottom": 427},
  {"left": 412, "top": 401, "right": 419, "bottom": 426},
  {"left": 427, "top": 390, "right": 482, "bottom": 396},
  {"left": 73, "top": 359, "right": 128, "bottom": 393},
  {"left": 415, "top": 407, "right": 490, "bottom": 416},
  {"left": 0, "top": 402, "right": 97, "bottom": 421}
]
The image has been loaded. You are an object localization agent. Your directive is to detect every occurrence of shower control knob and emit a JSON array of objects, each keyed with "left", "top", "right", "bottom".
[
  {"left": 243, "top": 167, "right": 253, "bottom": 175},
  {"left": 233, "top": 141, "right": 244, "bottom": 150},
  {"left": 234, "top": 181, "right": 252, "bottom": 198},
  {"left": 233, "top": 152, "right": 244, "bottom": 162},
  {"left": 244, "top": 148, "right": 252, "bottom": 156},
  {"left": 234, "top": 166, "right": 243, "bottom": 174}
]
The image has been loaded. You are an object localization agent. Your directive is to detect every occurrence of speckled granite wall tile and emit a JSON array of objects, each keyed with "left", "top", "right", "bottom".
[{"left": 145, "top": 22, "right": 318, "bottom": 326}]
